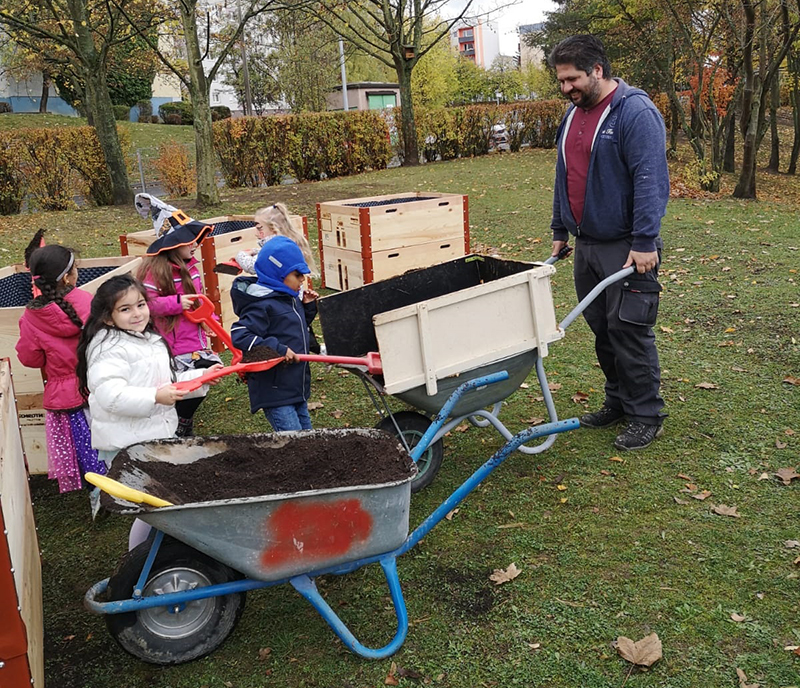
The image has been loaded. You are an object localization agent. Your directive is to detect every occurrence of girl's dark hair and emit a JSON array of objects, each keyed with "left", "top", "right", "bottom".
[
  {"left": 548, "top": 34, "right": 613, "bottom": 79},
  {"left": 27, "top": 245, "right": 83, "bottom": 329},
  {"left": 77, "top": 274, "right": 173, "bottom": 399},
  {"left": 136, "top": 249, "right": 197, "bottom": 334}
]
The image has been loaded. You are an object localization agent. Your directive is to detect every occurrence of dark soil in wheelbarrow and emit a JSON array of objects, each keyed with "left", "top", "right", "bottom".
[{"left": 105, "top": 432, "right": 415, "bottom": 506}]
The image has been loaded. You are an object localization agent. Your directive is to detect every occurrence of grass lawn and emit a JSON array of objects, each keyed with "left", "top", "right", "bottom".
[{"left": 1, "top": 149, "right": 799, "bottom": 687}]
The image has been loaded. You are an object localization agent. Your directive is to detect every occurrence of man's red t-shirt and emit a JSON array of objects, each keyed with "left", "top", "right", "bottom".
[{"left": 565, "top": 86, "right": 617, "bottom": 226}]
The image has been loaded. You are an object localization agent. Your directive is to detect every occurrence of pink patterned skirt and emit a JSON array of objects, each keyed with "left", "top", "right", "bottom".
[{"left": 45, "top": 408, "right": 106, "bottom": 493}]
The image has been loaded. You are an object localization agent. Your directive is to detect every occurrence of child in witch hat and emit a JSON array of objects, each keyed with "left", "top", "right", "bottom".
[
  {"left": 230, "top": 236, "right": 319, "bottom": 432},
  {"left": 134, "top": 193, "right": 222, "bottom": 437}
]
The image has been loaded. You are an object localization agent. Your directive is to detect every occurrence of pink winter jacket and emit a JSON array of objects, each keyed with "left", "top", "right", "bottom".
[
  {"left": 16, "top": 287, "right": 93, "bottom": 411},
  {"left": 141, "top": 256, "right": 210, "bottom": 356}
]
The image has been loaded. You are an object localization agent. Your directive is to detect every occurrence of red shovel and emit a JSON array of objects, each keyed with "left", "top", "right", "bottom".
[
  {"left": 184, "top": 294, "right": 237, "bottom": 356},
  {"left": 173, "top": 351, "right": 383, "bottom": 393}
]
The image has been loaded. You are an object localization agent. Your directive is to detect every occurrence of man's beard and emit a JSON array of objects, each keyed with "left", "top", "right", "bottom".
[{"left": 570, "top": 75, "right": 602, "bottom": 109}]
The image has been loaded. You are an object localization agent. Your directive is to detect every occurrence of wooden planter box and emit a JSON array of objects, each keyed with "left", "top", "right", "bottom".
[
  {"left": 120, "top": 214, "right": 308, "bottom": 349},
  {"left": 0, "top": 256, "right": 142, "bottom": 474},
  {"left": 0, "top": 361, "right": 43, "bottom": 688},
  {"left": 317, "top": 192, "right": 469, "bottom": 291}
]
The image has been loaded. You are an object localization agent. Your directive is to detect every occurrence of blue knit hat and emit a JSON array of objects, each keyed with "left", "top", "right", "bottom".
[{"left": 254, "top": 236, "right": 310, "bottom": 296}]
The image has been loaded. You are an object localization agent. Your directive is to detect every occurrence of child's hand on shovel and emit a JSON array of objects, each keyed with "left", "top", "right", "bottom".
[
  {"left": 156, "top": 383, "right": 188, "bottom": 405},
  {"left": 204, "top": 364, "right": 224, "bottom": 385},
  {"left": 284, "top": 347, "right": 299, "bottom": 363}
]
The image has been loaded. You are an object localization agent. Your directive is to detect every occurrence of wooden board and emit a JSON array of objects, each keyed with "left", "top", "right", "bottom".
[
  {"left": 0, "top": 360, "right": 44, "bottom": 687},
  {"left": 0, "top": 255, "right": 142, "bottom": 474},
  {"left": 373, "top": 263, "right": 563, "bottom": 395}
]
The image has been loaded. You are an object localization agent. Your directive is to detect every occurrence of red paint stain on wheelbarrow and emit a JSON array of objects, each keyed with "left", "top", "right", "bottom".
[{"left": 260, "top": 499, "right": 373, "bottom": 567}]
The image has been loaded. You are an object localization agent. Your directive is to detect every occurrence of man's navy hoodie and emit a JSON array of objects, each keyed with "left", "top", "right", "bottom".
[
  {"left": 551, "top": 78, "right": 669, "bottom": 253},
  {"left": 230, "top": 276, "right": 317, "bottom": 412}
]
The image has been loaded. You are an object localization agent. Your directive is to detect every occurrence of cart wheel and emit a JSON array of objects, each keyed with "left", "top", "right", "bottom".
[
  {"left": 105, "top": 538, "right": 246, "bottom": 665},
  {"left": 376, "top": 411, "right": 444, "bottom": 493}
]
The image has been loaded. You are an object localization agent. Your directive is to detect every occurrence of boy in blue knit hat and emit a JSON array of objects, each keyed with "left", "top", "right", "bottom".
[{"left": 230, "top": 236, "right": 319, "bottom": 431}]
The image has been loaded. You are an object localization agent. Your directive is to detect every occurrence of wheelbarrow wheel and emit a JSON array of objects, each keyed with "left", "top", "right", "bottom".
[
  {"left": 376, "top": 411, "right": 444, "bottom": 493},
  {"left": 105, "top": 537, "right": 246, "bottom": 665}
]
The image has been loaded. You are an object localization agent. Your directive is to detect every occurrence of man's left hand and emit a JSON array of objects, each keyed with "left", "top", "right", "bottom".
[{"left": 624, "top": 250, "right": 659, "bottom": 274}]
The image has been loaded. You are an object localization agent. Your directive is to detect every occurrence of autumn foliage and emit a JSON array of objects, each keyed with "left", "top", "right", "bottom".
[
  {"left": 0, "top": 126, "right": 131, "bottom": 213},
  {"left": 213, "top": 110, "right": 392, "bottom": 187},
  {"left": 152, "top": 143, "right": 196, "bottom": 198}
]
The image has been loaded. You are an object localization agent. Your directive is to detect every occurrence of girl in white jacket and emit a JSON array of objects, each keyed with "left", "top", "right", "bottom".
[{"left": 77, "top": 274, "right": 220, "bottom": 545}]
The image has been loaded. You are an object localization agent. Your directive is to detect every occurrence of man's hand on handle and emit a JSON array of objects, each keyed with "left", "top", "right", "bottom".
[
  {"left": 552, "top": 240, "right": 570, "bottom": 258},
  {"left": 623, "top": 250, "right": 659, "bottom": 274}
]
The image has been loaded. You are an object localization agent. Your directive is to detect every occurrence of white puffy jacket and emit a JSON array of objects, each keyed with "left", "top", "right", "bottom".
[{"left": 86, "top": 328, "right": 207, "bottom": 451}]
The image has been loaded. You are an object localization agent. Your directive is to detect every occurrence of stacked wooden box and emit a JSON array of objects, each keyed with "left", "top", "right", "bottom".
[
  {"left": 0, "top": 256, "right": 142, "bottom": 474},
  {"left": 120, "top": 214, "right": 308, "bottom": 347},
  {"left": 317, "top": 192, "right": 469, "bottom": 291}
]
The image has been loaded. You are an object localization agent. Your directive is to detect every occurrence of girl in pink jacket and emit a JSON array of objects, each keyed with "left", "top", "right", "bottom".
[
  {"left": 16, "top": 245, "right": 107, "bottom": 493},
  {"left": 136, "top": 208, "right": 221, "bottom": 437}
]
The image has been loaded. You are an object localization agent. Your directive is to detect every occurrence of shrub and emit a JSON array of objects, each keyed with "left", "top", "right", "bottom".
[
  {"left": 113, "top": 104, "right": 131, "bottom": 121},
  {"left": 152, "top": 143, "right": 195, "bottom": 197},
  {"left": 0, "top": 101, "right": 12, "bottom": 114},
  {"left": 150, "top": 115, "right": 160, "bottom": 124},
  {"left": 211, "top": 105, "right": 232, "bottom": 121},
  {"left": 17, "top": 129, "right": 78, "bottom": 211},
  {"left": 0, "top": 134, "right": 26, "bottom": 214},
  {"left": 137, "top": 100, "right": 153, "bottom": 123},
  {"left": 159, "top": 101, "right": 193, "bottom": 125},
  {"left": 164, "top": 113, "right": 182, "bottom": 125}
]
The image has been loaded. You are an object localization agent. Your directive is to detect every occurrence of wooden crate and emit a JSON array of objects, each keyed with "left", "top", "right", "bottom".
[
  {"left": 120, "top": 214, "right": 308, "bottom": 346},
  {"left": 0, "top": 361, "right": 43, "bottom": 688},
  {"left": 317, "top": 192, "right": 469, "bottom": 291},
  {"left": 0, "top": 256, "right": 142, "bottom": 474}
]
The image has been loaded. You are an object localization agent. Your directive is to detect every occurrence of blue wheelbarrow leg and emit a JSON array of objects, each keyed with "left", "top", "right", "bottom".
[{"left": 290, "top": 555, "right": 407, "bottom": 659}]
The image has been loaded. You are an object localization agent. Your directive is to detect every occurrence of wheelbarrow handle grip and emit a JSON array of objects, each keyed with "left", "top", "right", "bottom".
[
  {"left": 544, "top": 244, "right": 574, "bottom": 265},
  {"left": 559, "top": 266, "right": 636, "bottom": 331}
]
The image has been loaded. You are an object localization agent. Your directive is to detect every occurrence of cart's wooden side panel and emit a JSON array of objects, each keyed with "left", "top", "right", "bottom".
[
  {"left": 0, "top": 256, "right": 142, "bottom": 474},
  {"left": 0, "top": 360, "right": 43, "bottom": 687},
  {"left": 374, "top": 264, "right": 563, "bottom": 395}
]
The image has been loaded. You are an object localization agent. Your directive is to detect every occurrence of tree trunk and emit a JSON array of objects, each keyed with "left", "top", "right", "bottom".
[
  {"left": 39, "top": 71, "right": 50, "bottom": 113},
  {"left": 395, "top": 59, "right": 419, "bottom": 166},
  {"left": 723, "top": 111, "right": 736, "bottom": 172},
  {"left": 766, "top": 75, "right": 780, "bottom": 172},
  {"left": 668, "top": 100, "right": 679, "bottom": 156},
  {"left": 180, "top": 0, "right": 220, "bottom": 208},
  {"left": 734, "top": 95, "right": 760, "bottom": 198},
  {"left": 790, "top": 76, "right": 800, "bottom": 174},
  {"left": 83, "top": 67, "right": 133, "bottom": 205}
]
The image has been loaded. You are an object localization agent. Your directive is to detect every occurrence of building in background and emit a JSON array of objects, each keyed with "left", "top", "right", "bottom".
[
  {"left": 450, "top": 19, "right": 500, "bottom": 69},
  {"left": 518, "top": 23, "right": 545, "bottom": 68},
  {"left": 327, "top": 82, "right": 400, "bottom": 111}
]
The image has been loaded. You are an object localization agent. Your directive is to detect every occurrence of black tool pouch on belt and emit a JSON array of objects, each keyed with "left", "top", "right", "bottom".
[{"left": 618, "top": 277, "right": 662, "bottom": 327}]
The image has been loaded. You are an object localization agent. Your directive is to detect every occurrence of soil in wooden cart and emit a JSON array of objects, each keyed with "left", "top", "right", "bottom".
[{"left": 104, "top": 434, "right": 415, "bottom": 505}]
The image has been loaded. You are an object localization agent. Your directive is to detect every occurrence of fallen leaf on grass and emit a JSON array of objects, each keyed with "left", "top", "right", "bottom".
[
  {"left": 736, "top": 667, "right": 760, "bottom": 688},
  {"left": 444, "top": 508, "right": 459, "bottom": 521},
  {"left": 454, "top": 423, "right": 469, "bottom": 432},
  {"left": 331, "top": 409, "right": 344, "bottom": 419},
  {"left": 783, "top": 376, "right": 800, "bottom": 386},
  {"left": 385, "top": 661, "right": 400, "bottom": 685},
  {"left": 786, "top": 429, "right": 796, "bottom": 436},
  {"left": 776, "top": 439, "right": 788, "bottom": 449},
  {"left": 520, "top": 417, "right": 546, "bottom": 426},
  {"left": 674, "top": 497, "right": 690, "bottom": 505},
  {"left": 660, "top": 325, "right": 674, "bottom": 334},
  {"left": 489, "top": 562, "right": 521, "bottom": 585},
  {"left": 571, "top": 391, "right": 590, "bottom": 403},
  {"left": 307, "top": 401, "right": 324, "bottom": 410},
  {"left": 692, "top": 490, "right": 712, "bottom": 501},
  {"left": 396, "top": 665, "right": 424, "bottom": 679},
  {"left": 609, "top": 456, "right": 624, "bottom": 463},
  {"left": 757, "top": 473, "right": 770, "bottom": 481},
  {"left": 677, "top": 473, "right": 693, "bottom": 481},
  {"left": 695, "top": 382, "right": 719, "bottom": 389},
  {"left": 527, "top": 642, "right": 541, "bottom": 650},
  {"left": 548, "top": 382, "right": 562, "bottom": 391},
  {"left": 615, "top": 633, "right": 662, "bottom": 667},
  {"left": 257, "top": 647, "right": 271, "bottom": 661},
  {"left": 730, "top": 613, "right": 746, "bottom": 622},
  {"left": 519, "top": 382, "right": 530, "bottom": 389},
  {"left": 497, "top": 522, "right": 526, "bottom": 529},
  {"left": 784, "top": 540, "right": 800, "bottom": 549},
  {"left": 775, "top": 467, "right": 800, "bottom": 485},
  {"left": 712, "top": 504, "right": 741, "bottom": 518}
]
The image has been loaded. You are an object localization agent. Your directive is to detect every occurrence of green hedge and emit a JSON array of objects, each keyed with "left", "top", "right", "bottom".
[
  {"left": 398, "top": 100, "right": 568, "bottom": 163},
  {"left": 159, "top": 101, "right": 194, "bottom": 125},
  {"left": 113, "top": 104, "right": 131, "bottom": 121},
  {"left": 213, "top": 110, "right": 391, "bottom": 187},
  {"left": 0, "top": 126, "right": 131, "bottom": 214}
]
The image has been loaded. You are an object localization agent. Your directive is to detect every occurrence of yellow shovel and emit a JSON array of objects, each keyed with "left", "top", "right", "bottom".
[{"left": 85, "top": 472, "right": 173, "bottom": 508}]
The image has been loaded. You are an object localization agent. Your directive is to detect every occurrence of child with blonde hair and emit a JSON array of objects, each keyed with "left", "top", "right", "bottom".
[{"left": 235, "top": 203, "right": 317, "bottom": 276}]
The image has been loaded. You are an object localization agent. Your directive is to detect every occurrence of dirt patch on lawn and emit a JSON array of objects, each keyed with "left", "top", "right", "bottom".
[{"left": 103, "top": 431, "right": 415, "bottom": 507}]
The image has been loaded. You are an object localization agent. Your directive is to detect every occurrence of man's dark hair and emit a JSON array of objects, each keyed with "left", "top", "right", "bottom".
[{"left": 548, "top": 35, "right": 613, "bottom": 78}]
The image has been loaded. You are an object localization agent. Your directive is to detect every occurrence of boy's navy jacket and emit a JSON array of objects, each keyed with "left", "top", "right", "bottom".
[
  {"left": 551, "top": 78, "right": 670, "bottom": 253},
  {"left": 230, "top": 275, "right": 317, "bottom": 412}
]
